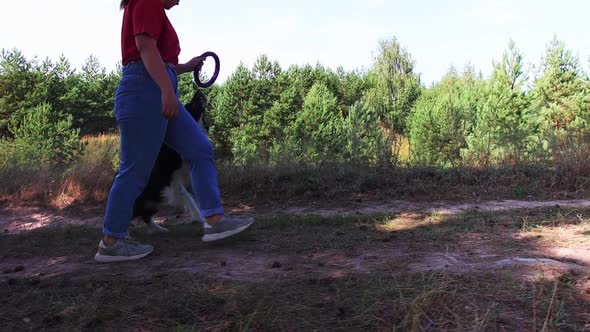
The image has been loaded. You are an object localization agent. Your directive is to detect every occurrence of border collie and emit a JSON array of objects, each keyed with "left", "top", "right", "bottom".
[{"left": 132, "top": 89, "right": 209, "bottom": 233}]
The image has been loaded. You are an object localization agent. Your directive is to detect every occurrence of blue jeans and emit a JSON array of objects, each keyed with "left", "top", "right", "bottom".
[{"left": 102, "top": 63, "right": 224, "bottom": 238}]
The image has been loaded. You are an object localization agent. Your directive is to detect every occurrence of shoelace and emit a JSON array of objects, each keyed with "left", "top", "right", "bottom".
[{"left": 122, "top": 236, "right": 141, "bottom": 245}]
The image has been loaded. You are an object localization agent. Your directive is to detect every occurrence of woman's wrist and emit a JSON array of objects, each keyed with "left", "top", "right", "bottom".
[{"left": 175, "top": 63, "right": 189, "bottom": 74}]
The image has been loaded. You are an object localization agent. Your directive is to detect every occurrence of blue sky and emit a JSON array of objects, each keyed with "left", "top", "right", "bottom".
[{"left": 1, "top": 0, "right": 588, "bottom": 85}]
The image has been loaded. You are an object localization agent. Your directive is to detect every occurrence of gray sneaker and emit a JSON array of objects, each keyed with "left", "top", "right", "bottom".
[
  {"left": 202, "top": 216, "right": 254, "bottom": 242},
  {"left": 94, "top": 238, "right": 154, "bottom": 263}
]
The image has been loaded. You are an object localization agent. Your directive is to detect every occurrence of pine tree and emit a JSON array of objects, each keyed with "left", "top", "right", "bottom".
[
  {"left": 286, "top": 82, "right": 344, "bottom": 162},
  {"left": 529, "top": 37, "right": 589, "bottom": 160},
  {"left": 3, "top": 103, "right": 83, "bottom": 166},
  {"left": 408, "top": 69, "right": 484, "bottom": 166},
  {"left": 365, "top": 37, "right": 421, "bottom": 135},
  {"left": 463, "top": 40, "right": 531, "bottom": 166}
]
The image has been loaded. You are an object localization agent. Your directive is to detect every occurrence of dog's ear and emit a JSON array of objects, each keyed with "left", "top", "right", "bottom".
[
  {"left": 186, "top": 89, "right": 206, "bottom": 111},
  {"left": 193, "top": 89, "right": 209, "bottom": 132},
  {"left": 194, "top": 89, "right": 207, "bottom": 112},
  {"left": 183, "top": 89, "right": 208, "bottom": 129}
]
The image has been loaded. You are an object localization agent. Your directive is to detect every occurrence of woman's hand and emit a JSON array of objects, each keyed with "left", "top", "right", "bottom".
[
  {"left": 177, "top": 56, "right": 206, "bottom": 74},
  {"left": 161, "top": 87, "right": 179, "bottom": 119},
  {"left": 135, "top": 34, "right": 178, "bottom": 119}
]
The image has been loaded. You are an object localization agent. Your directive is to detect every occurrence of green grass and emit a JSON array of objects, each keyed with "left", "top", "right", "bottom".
[{"left": 2, "top": 266, "right": 587, "bottom": 331}]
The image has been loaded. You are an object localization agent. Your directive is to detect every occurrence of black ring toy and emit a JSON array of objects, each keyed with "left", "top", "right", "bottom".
[{"left": 193, "top": 51, "right": 220, "bottom": 88}]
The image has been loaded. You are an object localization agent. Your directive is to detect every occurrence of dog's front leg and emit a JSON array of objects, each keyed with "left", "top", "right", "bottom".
[{"left": 179, "top": 185, "right": 205, "bottom": 224}]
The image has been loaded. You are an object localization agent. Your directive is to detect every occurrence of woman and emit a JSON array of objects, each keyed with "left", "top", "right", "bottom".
[{"left": 95, "top": 0, "right": 253, "bottom": 263}]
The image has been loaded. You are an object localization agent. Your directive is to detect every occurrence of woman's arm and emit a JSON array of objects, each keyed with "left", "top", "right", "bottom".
[
  {"left": 135, "top": 34, "right": 178, "bottom": 119},
  {"left": 175, "top": 56, "right": 206, "bottom": 75}
]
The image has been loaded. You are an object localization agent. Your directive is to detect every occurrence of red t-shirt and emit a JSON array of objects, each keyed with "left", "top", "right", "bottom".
[{"left": 121, "top": 0, "right": 180, "bottom": 66}]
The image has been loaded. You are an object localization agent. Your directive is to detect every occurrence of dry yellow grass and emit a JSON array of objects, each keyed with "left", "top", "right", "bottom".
[
  {"left": 0, "top": 134, "right": 119, "bottom": 207},
  {"left": 4, "top": 132, "right": 590, "bottom": 208}
]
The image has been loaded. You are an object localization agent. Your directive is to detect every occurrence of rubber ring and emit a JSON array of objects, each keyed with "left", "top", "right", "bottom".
[{"left": 193, "top": 51, "right": 220, "bottom": 88}]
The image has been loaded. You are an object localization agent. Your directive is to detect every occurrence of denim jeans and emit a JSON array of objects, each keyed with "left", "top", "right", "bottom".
[{"left": 102, "top": 63, "right": 224, "bottom": 238}]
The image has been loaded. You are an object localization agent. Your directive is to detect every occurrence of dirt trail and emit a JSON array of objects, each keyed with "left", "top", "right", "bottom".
[
  {"left": 1, "top": 198, "right": 590, "bottom": 285},
  {"left": 3, "top": 198, "right": 590, "bottom": 234},
  {"left": 273, "top": 198, "right": 590, "bottom": 217},
  {"left": 1, "top": 245, "right": 589, "bottom": 284}
]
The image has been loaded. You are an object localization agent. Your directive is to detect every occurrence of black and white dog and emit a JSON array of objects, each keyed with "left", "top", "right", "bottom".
[{"left": 132, "top": 89, "right": 209, "bottom": 233}]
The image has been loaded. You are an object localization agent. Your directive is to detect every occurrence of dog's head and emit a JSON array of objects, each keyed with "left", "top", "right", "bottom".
[{"left": 184, "top": 89, "right": 209, "bottom": 131}]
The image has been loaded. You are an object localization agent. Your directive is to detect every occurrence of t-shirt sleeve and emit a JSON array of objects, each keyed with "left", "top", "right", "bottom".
[{"left": 132, "top": 0, "right": 165, "bottom": 39}]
